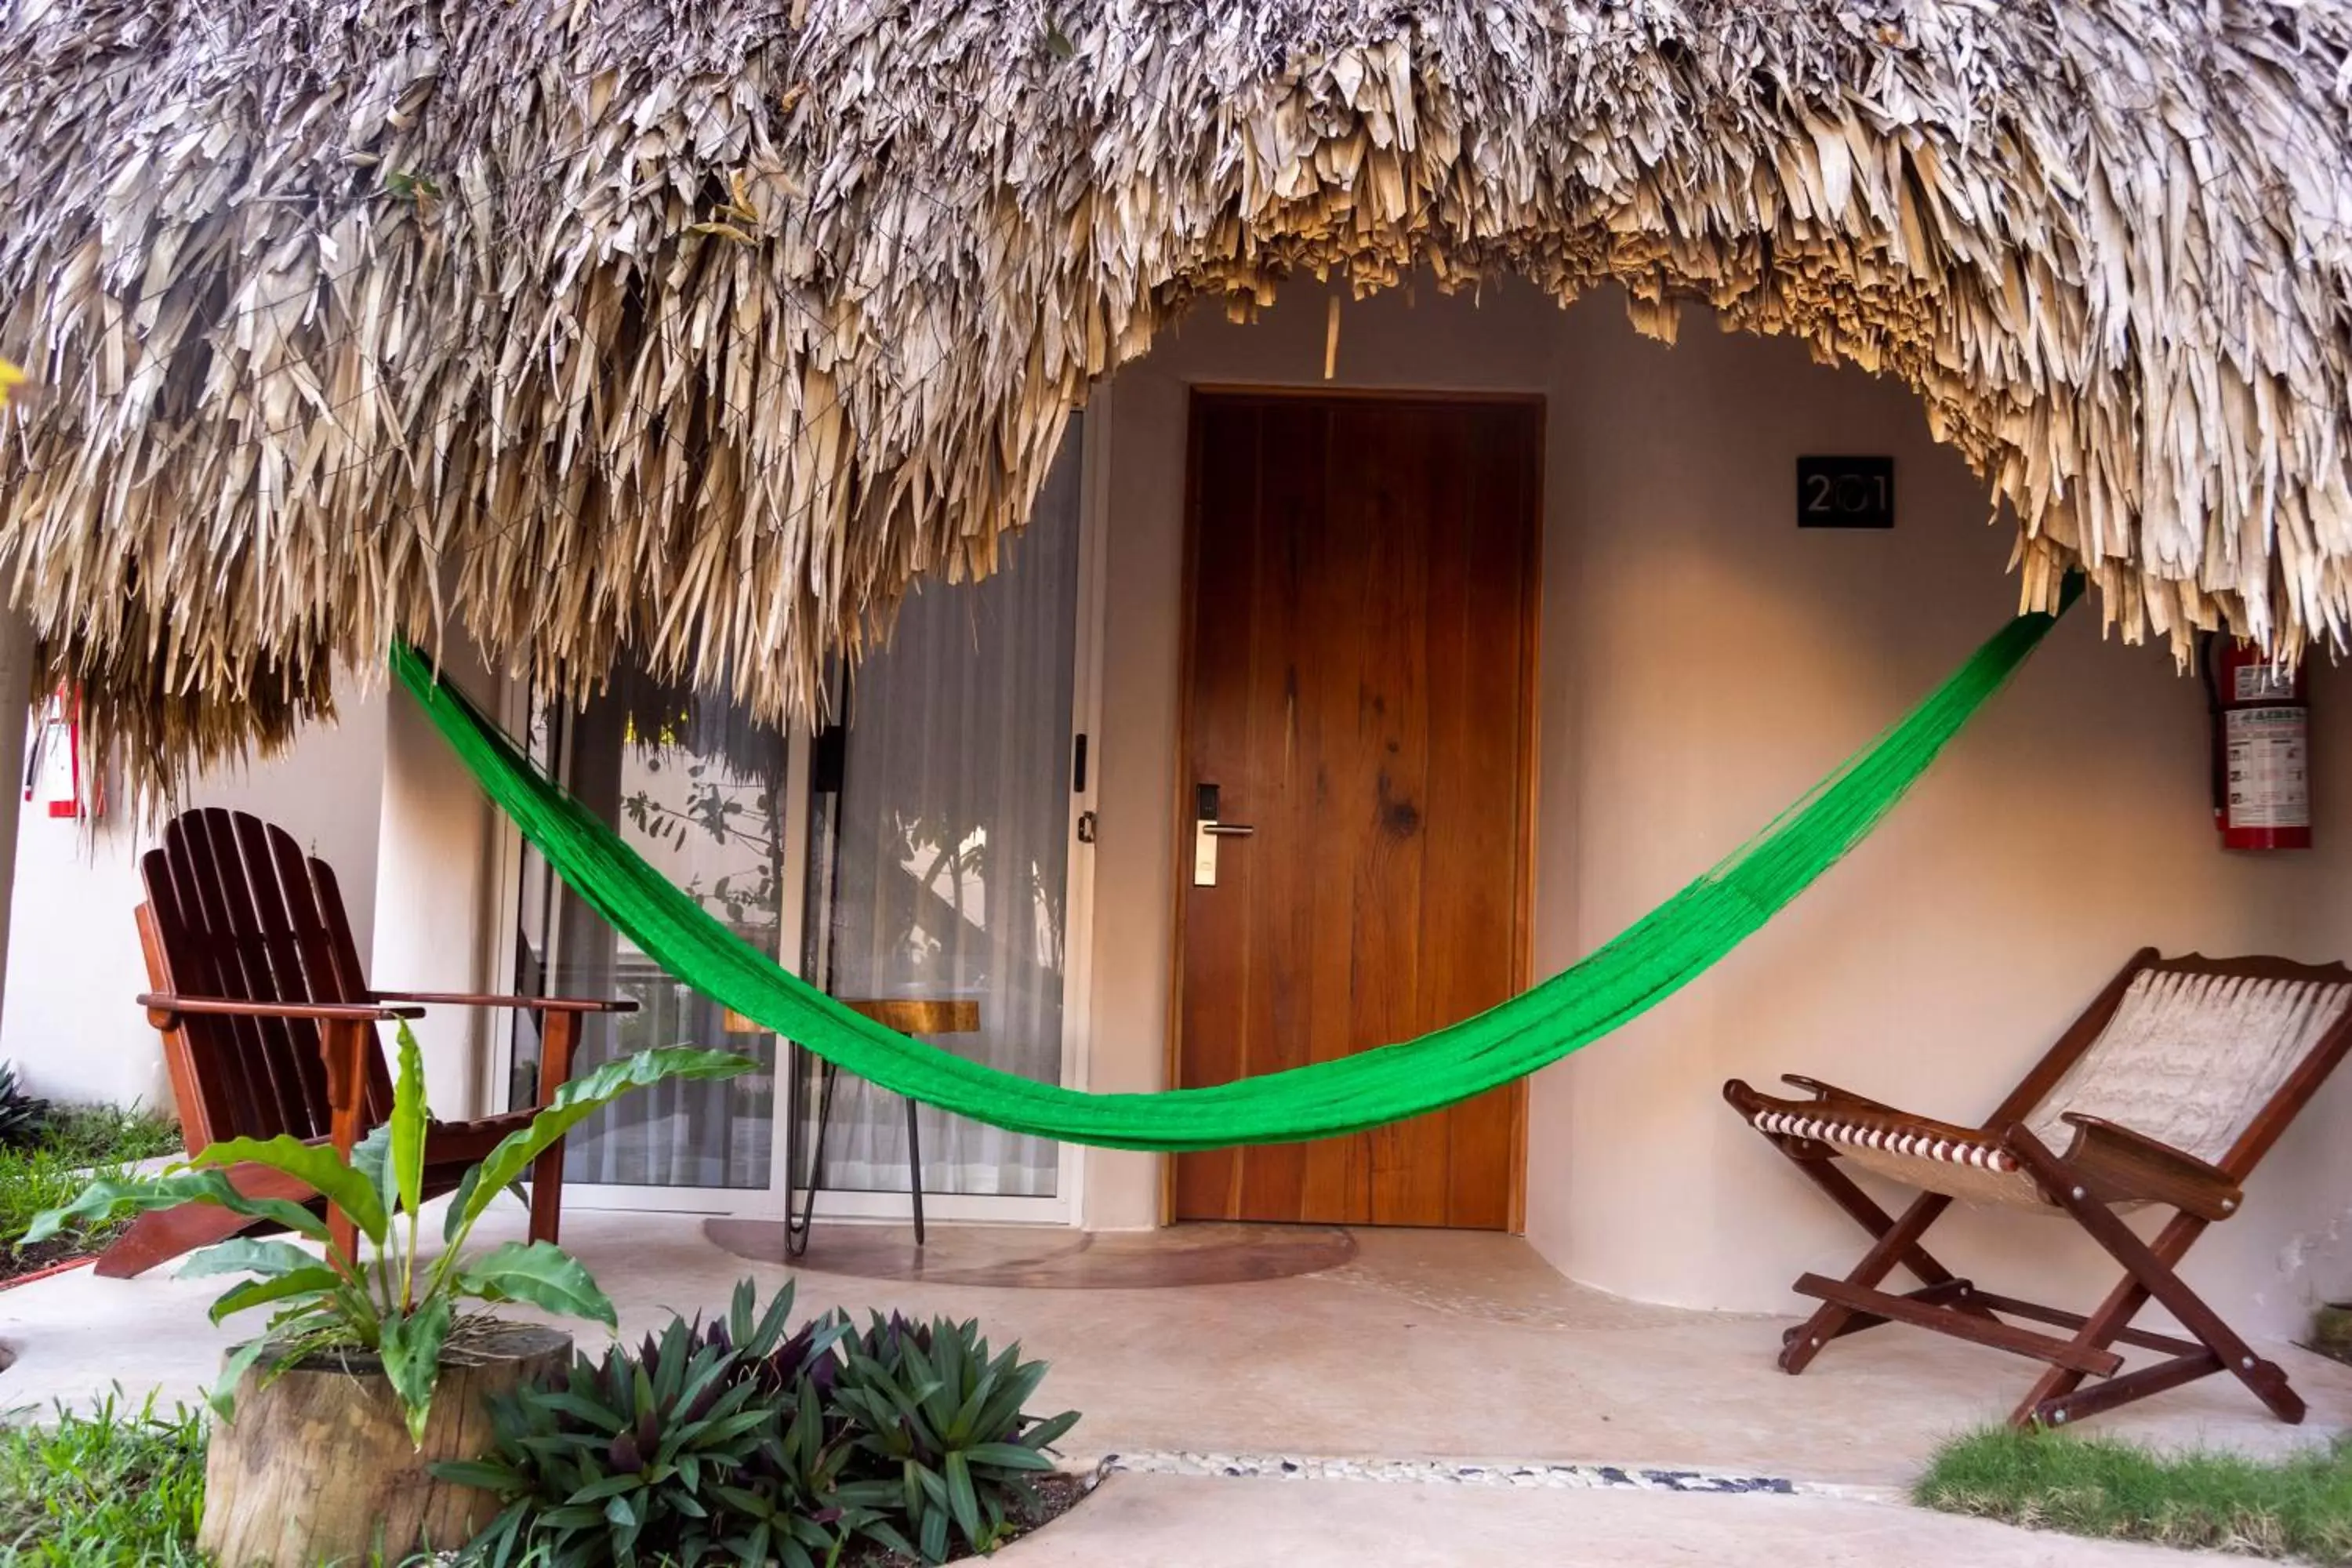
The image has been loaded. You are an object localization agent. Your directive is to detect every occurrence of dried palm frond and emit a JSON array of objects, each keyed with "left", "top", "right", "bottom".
[{"left": 1, "top": 0, "right": 2347, "bottom": 797}]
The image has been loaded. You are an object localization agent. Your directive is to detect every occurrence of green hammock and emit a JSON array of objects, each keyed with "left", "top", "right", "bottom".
[{"left": 393, "top": 583, "right": 2075, "bottom": 1153}]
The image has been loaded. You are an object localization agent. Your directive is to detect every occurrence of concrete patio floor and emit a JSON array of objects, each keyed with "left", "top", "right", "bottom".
[
  {"left": 4, "top": 1209, "right": 2345, "bottom": 1564},
  {"left": 996, "top": 1472, "right": 2254, "bottom": 1566}
]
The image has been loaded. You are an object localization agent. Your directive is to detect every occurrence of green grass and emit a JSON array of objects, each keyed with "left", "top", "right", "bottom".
[
  {"left": 34, "top": 1103, "right": 182, "bottom": 1167},
  {"left": 0, "top": 1392, "right": 206, "bottom": 1565},
  {"left": 0, "top": 1102, "right": 182, "bottom": 1259},
  {"left": 1916, "top": 1425, "right": 2352, "bottom": 1563}
]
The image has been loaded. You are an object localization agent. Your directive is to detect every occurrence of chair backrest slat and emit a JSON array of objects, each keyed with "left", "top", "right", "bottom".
[
  {"left": 136, "top": 857, "right": 253, "bottom": 1152},
  {"left": 231, "top": 812, "right": 336, "bottom": 1131},
  {"left": 139, "top": 808, "right": 390, "bottom": 1145},
  {"left": 161, "top": 811, "right": 303, "bottom": 1139},
  {"left": 195, "top": 808, "right": 322, "bottom": 1139}
]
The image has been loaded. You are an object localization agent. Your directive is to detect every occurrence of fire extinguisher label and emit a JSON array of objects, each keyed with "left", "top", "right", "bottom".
[
  {"left": 2224, "top": 706, "right": 2310, "bottom": 829},
  {"left": 2234, "top": 664, "right": 2297, "bottom": 702}
]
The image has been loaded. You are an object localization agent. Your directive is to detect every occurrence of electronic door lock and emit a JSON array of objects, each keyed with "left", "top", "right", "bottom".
[{"left": 1192, "top": 783, "right": 1254, "bottom": 886}]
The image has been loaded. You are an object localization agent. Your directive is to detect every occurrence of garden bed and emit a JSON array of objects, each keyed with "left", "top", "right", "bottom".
[
  {"left": 837, "top": 1470, "right": 1094, "bottom": 1566},
  {"left": 0, "top": 1391, "right": 1091, "bottom": 1566},
  {"left": 0, "top": 1102, "right": 182, "bottom": 1285}
]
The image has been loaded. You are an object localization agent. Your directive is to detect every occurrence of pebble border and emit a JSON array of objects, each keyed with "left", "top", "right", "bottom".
[{"left": 1101, "top": 1450, "right": 1824, "bottom": 1496}]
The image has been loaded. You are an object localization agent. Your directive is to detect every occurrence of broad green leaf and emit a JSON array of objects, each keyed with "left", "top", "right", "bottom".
[
  {"left": 535, "top": 1389, "right": 630, "bottom": 1433},
  {"left": 191, "top": 1135, "right": 387, "bottom": 1244},
  {"left": 858, "top": 1517, "right": 918, "bottom": 1561},
  {"left": 917, "top": 1497, "right": 948, "bottom": 1565},
  {"left": 1018, "top": 1409, "right": 1081, "bottom": 1454},
  {"left": 457, "top": 1049, "right": 753, "bottom": 1233},
  {"left": 209, "top": 1338, "right": 274, "bottom": 1425},
  {"left": 352, "top": 1123, "right": 398, "bottom": 1234},
  {"left": 680, "top": 1407, "right": 769, "bottom": 1450},
  {"left": 378, "top": 1295, "right": 455, "bottom": 1447},
  {"left": 442, "top": 1163, "right": 483, "bottom": 1243},
  {"left": 456, "top": 1240, "right": 618, "bottom": 1329},
  {"left": 389, "top": 1021, "right": 428, "bottom": 1223},
  {"left": 180, "top": 1238, "right": 323, "bottom": 1281},
  {"left": 427, "top": 1459, "right": 520, "bottom": 1492},
  {"left": 573, "top": 1475, "right": 648, "bottom": 1503},
  {"left": 206, "top": 1267, "right": 346, "bottom": 1327},
  {"left": 24, "top": 1167, "right": 327, "bottom": 1246},
  {"left": 961, "top": 1441, "right": 1055, "bottom": 1472},
  {"left": 943, "top": 1450, "right": 981, "bottom": 1548}
]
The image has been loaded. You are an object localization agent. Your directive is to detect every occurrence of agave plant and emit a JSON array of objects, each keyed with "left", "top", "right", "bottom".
[
  {"left": 26, "top": 1024, "right": 751, "bottom": 1443},
  {"left": 0, "top": 1062, "right": 54, "bottom": 1149}
]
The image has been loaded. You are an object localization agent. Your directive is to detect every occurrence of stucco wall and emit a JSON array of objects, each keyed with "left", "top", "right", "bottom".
[
  {"left": 1085, "top": 277, "right": 2352, "bottom": 1336},
  {"left": 372, "top": 642, "right": 501, "bottom": 1120},
  {"left": 0, "top": 677, "right": 390, "bottom": 1108},
  {"left": 1534, "top": 297, "right": 2352, "bottom": 1336}
]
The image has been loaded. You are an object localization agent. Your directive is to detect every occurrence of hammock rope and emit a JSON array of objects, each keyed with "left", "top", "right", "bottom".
[{"left": 394, "top": 584, "right": 2075, "bottom": 1153}]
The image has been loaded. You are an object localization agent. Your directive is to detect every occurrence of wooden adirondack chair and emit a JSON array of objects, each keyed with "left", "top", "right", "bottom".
[
  {"left": 1726, "top": 950, "right": 2352, "bottom": 1427},
  {"left": 99, "top": 808, "right": 635, "bottom": 1276}
]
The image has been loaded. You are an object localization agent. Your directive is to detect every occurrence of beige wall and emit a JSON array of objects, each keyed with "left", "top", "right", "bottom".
[
  {"left": 0, "top": 677, "right": 389, "bottom": 1107},
  {"left": 372, "top": 642, "right": 503, "bottom": 1120},
  {"left": 1534, "top": 296, "right": 2352, "bottom": 1338},
  {"left": 1083, "top": 277, "right": 2352, "bottom": 1336}
]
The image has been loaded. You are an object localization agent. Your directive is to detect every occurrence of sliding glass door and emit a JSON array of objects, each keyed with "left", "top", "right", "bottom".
[
  {"left": 796, "top": 422, "right": 1083, "bottom": 1207},
  {"left": 503, "top": 417, "right": 1087, "bottom": 1217},
  {"left": 504, "top": 673, "right": 800, "bottom": 1207}
]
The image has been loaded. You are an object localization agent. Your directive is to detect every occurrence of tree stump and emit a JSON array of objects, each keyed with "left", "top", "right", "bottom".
[
  {"left": 199, "top": 1321, "right": 570, "bottom": 1568},
  {"left": 2312, "top": 1301, "right": 2352, "bottom": 1366}
]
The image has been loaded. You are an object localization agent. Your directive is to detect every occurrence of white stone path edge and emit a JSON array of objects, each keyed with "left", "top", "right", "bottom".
[{"left": 1095, "top": 1451, "right": 1897, "bottom": 1501}]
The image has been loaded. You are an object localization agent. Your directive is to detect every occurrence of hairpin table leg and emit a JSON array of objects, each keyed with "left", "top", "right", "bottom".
[
  {"left": 786, "top": 1057, "right": 840, "bottom": 1260},
  {"left": 904, "top": 1092, "right": 926, "bottom": 1247}
]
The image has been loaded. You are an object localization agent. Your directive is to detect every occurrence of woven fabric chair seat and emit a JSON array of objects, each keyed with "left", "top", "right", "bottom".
[{"left": 1744, "top": 1104, "right": 2043, "bottom": 1207}]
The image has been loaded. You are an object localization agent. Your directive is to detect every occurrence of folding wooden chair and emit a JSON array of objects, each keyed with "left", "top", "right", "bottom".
[
  {"left": 100, "top": 808, "right": 634, "bottom": 1276},
  {"left": 1726, "top": 950, "right": 2352, "bottom": 1428}
]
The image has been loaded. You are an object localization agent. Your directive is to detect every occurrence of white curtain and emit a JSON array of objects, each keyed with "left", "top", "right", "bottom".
[
  {"left": 800, "top": 420, "right": 1083, "bottom": 1197},
  {"left": 539, "top": 672, "right": 789, "bottom": 1190}
]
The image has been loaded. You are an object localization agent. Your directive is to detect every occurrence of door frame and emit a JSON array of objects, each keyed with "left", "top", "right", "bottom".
[{"left": 1160, "top": 385, "right": 1543, "bottom": 1231}]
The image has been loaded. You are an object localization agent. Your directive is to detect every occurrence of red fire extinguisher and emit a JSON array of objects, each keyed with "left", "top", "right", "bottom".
[{"left": 2202, "top": 635, "right": 2312, "bottom": 851}]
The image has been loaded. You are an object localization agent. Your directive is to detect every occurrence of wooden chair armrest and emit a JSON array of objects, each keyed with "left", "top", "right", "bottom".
[
  {"left": 372, "top": 989, "right": 637, "bottom": 1015},
  {"left": 138, "top": 992, "right": 423, "bottom": 1028},
  {"left": 1778, "top": 1075, "right": 1904, "bottom": 1115},
  {"left": 2048, "top": 1113, "right": 2245, "bottom": 1221}
]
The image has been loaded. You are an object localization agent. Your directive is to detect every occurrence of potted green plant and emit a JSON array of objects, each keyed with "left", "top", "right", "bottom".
[{"left": 27, "top": 1024, "right": 751, "bottom": 1567}]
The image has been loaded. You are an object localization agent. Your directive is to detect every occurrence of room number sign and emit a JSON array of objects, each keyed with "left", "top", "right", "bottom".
[{"left": 1797, "top": 456, "right": 1895, "bottom": 528}]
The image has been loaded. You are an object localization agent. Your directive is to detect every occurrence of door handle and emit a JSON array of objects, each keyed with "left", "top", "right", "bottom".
[{"left": 1192, "top": 784, "right": 1253, "bottom": 886}]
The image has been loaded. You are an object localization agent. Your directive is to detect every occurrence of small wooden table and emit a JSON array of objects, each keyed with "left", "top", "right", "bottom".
[{"left": 785, "top": 996, "right": 982, "bottom": 1258}]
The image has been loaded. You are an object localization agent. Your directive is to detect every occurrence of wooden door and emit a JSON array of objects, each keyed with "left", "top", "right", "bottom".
[{"left": 1172, "top": 392, "right": 1540, "bottom": 1229}]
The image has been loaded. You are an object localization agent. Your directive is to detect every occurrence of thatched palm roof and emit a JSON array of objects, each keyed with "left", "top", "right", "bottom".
[{"left": 3, "top": 0, "right": 2349, "bottom": 789}]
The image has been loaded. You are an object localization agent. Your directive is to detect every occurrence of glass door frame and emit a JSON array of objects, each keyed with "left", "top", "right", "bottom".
[
  {"left": 482, "top": 691, "right": 812, "bottom": 1219},
  {"left": 482, "top": 397, "right": 1111, "bottom": 1226}
]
